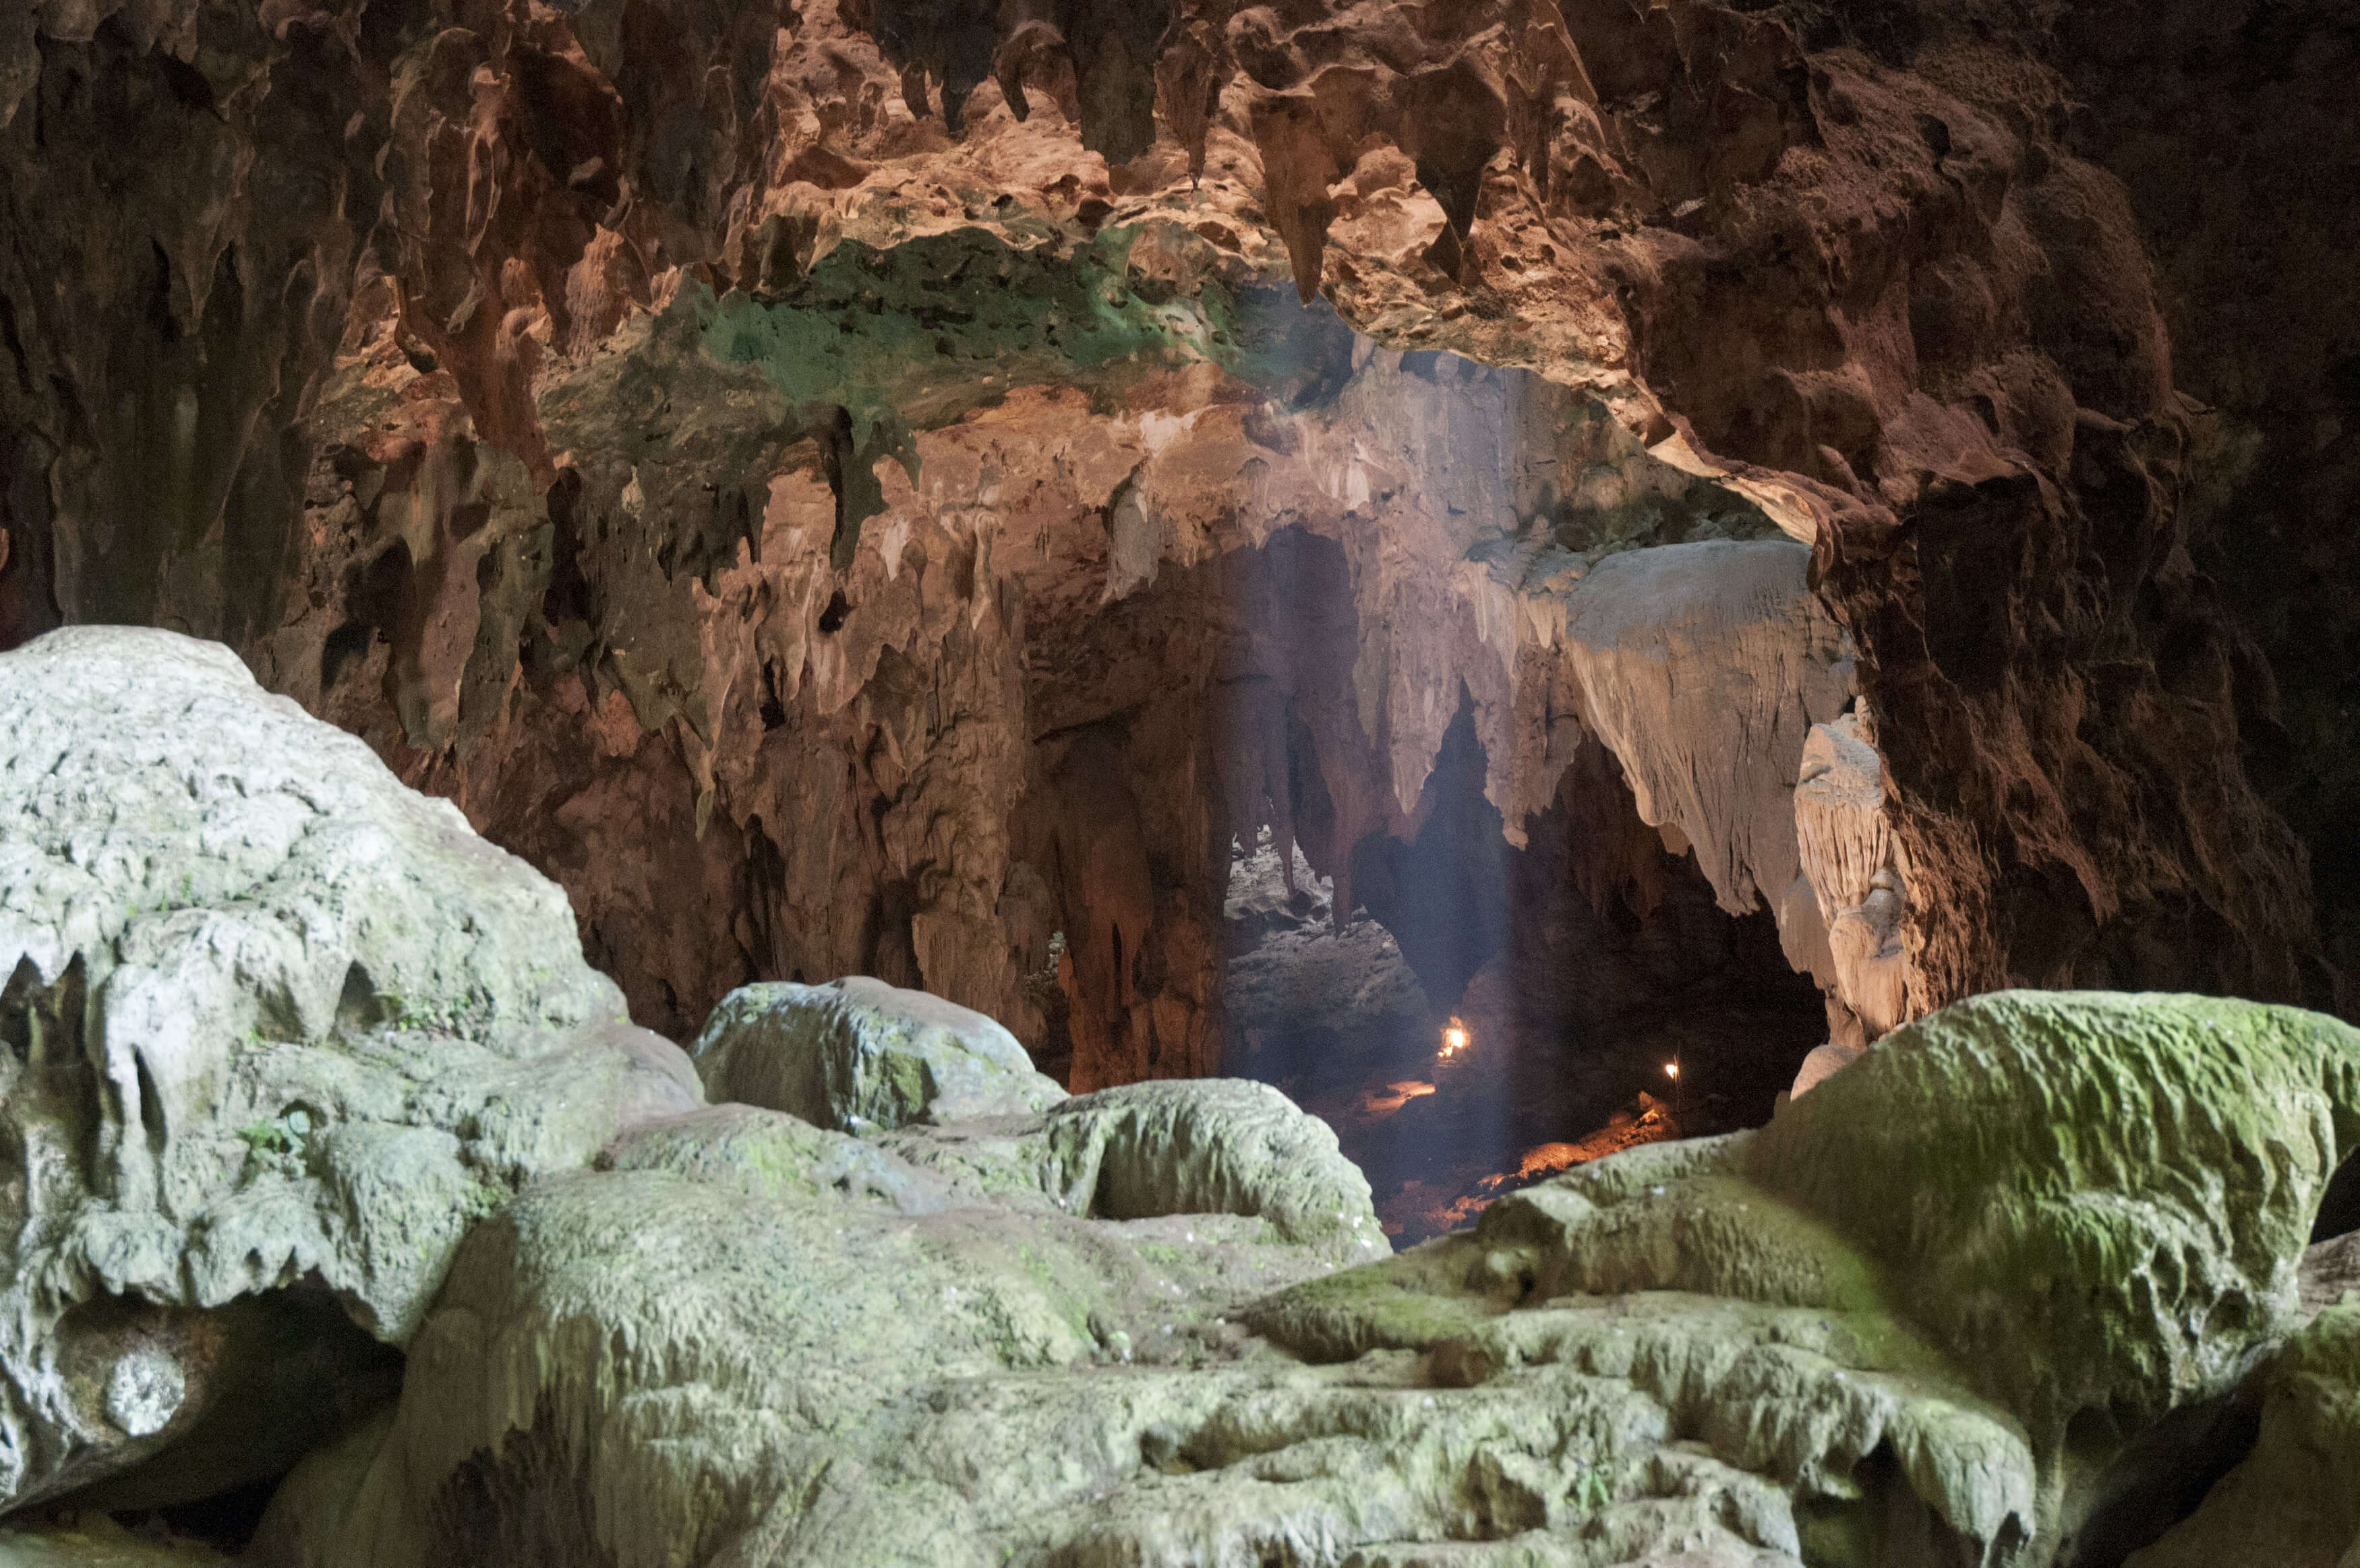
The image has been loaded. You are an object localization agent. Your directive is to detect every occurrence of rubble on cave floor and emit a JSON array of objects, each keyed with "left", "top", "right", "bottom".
[{"left": 1220, "top": 830, "right": 1819, "bottom": 1245}]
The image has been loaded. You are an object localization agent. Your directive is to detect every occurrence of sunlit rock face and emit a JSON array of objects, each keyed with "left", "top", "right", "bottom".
[
  {"left": 0, "top": 627, "right": 699, "bottom": 1514},
  {"left": 0, "top": 0, "right": 2338, "bottom": 1093}
]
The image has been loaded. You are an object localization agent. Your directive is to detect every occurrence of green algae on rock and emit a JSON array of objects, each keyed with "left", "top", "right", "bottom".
[
  {"left": 2125, "top": 1302, "right": 2360, "bottom": 1568},
  {"left": 1245, "top": 990, "right": 2360, "bottom": 1565},
  {"left": 254, "top": 988, "right": 2360, "bottom": 1568},
  {"left": 1746, "top": 990, "right": 2360, "bottom": 1442},
  {"left": 690, "top": 974, "right": 1063, "bottom": 1130}
]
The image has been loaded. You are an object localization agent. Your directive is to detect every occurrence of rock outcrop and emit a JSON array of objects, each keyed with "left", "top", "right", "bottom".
[
  {"left": 1252, "top": 989, "right": 2360, "bottom": 1563},
  {"left": 689, "top": 975, "right": 1061, "bottom": 1129},
  {"left": 2125, "top": 1304, "right": 2360, "bottom": 1568},
  {"left": 1558, "top": 539, "right": 1853, "bottom": 925},
  {"left": 0, "top": 626, "right": 699, "bottom": 1511}
]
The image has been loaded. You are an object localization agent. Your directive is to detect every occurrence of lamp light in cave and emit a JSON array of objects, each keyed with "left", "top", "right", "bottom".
[
  {"left": 1439, "top": 1017, "right": 1471, "bottom": 1059},
  {"left": 1663, "top": 1060, "right": 1680, "bottom": 1081}
]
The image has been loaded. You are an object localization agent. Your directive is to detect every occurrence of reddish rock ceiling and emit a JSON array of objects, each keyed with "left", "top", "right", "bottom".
[{"left": 0, "top": 0, "right": 2344, "bottom": 1083}]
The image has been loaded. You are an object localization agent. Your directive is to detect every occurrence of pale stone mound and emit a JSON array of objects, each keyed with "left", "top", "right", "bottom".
[
  {"left": 1750, "top": 992, "right": 2358, "bottom": 1445},
  {"left": 1247, "top": 990, "right": 2360, "bottom": 1565},
  {"left": 1787, "top": 1039, "right": 1864, "bottom": 1099},
  {"left": 1048, "top": 1078, "right": 1385, "bottom": 1250},
  {"left": 254, "top": 989, "right": 2360, "bottom": 1568},
  {"left": 689, "top": 975, "right": 1062, "bottom": 1129},
  {"left": 252, "top": 1092, "right": 1396, "bottom": 1568},
  {"left": 0, "top": 627, "right": 701, "bottom": 1512}
]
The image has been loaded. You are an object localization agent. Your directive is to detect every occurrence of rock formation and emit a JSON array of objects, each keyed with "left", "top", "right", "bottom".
[
  {"left": 225, "top": 988, "right": 2360, "bottom": 1567},
  {"left": 689, "top": 974, "right": 1063, "bottom": 1128},
  {"left": 0, "top": 0, "right": 2338, "bottom": 1101},
  {"left": 0, "top": 626, "right": 699, "bottom": 1514},
  {"left": 0, "top": 618, "right": 2354, "bottom": 1561}
]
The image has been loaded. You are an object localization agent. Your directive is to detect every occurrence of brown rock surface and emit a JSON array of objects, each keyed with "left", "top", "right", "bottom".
[{"left": 0, "top": 0, "right": 2341, "bottom": 1099}]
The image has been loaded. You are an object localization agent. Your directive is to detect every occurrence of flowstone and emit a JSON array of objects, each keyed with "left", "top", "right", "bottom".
[
  {"left": 255, "top": 989, "right": 2360, "bottom": 1568},
  {"left": 1249, "top": 990, "right": 2360, "bottom": 1565},
  {"left": 0, "top": 628, "right": 701, "bottom": 1511},
  {"left": 2125, "top": 1304, "right": 2360, "bottom": 1568},
  {"left": 689, "top": 975, "right": 1063, "bottom": 1129}
]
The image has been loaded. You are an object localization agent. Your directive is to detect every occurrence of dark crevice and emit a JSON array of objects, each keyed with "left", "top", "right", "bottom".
[{"left": 2314, "top": 1149, "right": 2360, "bottom": 1243}]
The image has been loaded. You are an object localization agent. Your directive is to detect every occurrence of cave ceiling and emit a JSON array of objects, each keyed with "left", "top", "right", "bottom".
[{"left": 0, "top": 0, "right": 2347, "bottom": 1087}]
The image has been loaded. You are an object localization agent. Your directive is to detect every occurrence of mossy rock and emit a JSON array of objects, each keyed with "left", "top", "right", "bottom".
[
  {"left": 690, "top": 975, "right": 1063, "bottom": 1131},
  {"left": 1747, "top": 990, "right": 2360, "bottom": 1442},
  {"left": 2124, "top": 1302, "right": 2360, "bottom": 1567}
]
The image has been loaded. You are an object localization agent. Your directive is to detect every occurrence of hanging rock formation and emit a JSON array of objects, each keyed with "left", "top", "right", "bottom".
[{"left": 0, "top": 0, "right": 2337, "bottom": 1087}]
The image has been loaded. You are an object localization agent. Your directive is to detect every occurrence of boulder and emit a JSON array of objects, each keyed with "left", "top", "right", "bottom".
[
  {"left": 1788, "top": 1040, "right": 1864, "bottom": 1099},
  {"left": 1748, "top": 992, "right": 2359, "bottom": 1448},
  {"left": 1247, "top": 990, "right": 2360, "bottom": 1565},
  {"left": 690, "top": 975, "right": 1062, "bottom": 1130},
  {"left": 253, "top": 1084, "right": 1393, "bottom": 1568},
  {"left": 0, "top": 627, "right": 700, "bottom": 1511}
]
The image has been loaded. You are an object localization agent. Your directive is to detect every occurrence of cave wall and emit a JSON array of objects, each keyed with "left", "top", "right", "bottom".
[
  {"left": 2040, "top": 0, "right": 2360, "bottom": 1004},
  {"left": 0, "top": 0, "right": 2342, "bottom": 1087}
]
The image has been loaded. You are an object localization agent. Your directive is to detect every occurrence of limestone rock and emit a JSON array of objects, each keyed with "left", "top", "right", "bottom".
[
  {"left": 1559, "top": 540, "right": 1856, "bottom": 921},
  {"left": 0, "top": 627, "right": 700, "bottom": 1510},
  {"left": 2303, "top": 1231, "right": 2360, "bottom": 1323},
  {"left": 1787, "top": 1042, "right": 1864, "bottom": 1100},
  {"left": 1749, "top": 992, "right": 2360, "bottom": 1449},
  {"left": 1248, "top": 990, "right": 2360, "bottom": 1563},
  {"left": 1048, "top": 1078, "right": 1382, "bottom": 1252},
  {"left": 1794, "top": 710, "right": 1912, "bottom": 1039},
  {"left": 690, "top": 975, "right": 1062, "bottom": 1130},
  {"left": 2124, "top": 1305, "right": 2360, "bottom": 1568},
  {"left": 255, "top": 1095, "right": 1793, "bottom": 1568},
  {"left": 250, "top": 1092, "right": 1396, "bottom": 1568},
  {"left": 256, "top": 987, "right": 2357, "bottom": 1567},
  {"left": 0, "top": 0, "right": 2334, "bottom": 1097}
]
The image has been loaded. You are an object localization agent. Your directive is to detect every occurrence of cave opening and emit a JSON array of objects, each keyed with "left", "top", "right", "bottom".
[
  {"left": 920, "top": 280, "right": 1876, "bottom": 1242},
  {"left": 1216, "top": 680, "right": 1829, "bottom": 1244},
  {"left": 1150, "top": 394, "right": 1840, "bottom": 1240}
]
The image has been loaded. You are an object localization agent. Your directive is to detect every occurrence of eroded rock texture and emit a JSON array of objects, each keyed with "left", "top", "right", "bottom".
[
  {"left": 0, "top": 626, "right": 699, "bottom": 1514},
  {"left": 244, "top": 989, "right": 2360, "bottom": 1567},
  {"left": 0, "top": 0, "right": 2342, "bottom": 1095}
]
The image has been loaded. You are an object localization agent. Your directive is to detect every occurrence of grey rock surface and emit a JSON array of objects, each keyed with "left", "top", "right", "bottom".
[
  {"left": 0, "top": 627, "right": 699, "bottom": 1510},
  {"left": 258, "top": 990, "right": 2360, "bottom": 1568},
  {"left": 689, "top": 975, "right": 1063, "bottom": 1128}
]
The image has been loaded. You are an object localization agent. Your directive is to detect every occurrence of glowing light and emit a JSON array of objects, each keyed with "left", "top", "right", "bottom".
[
  {"left": 1664, "top": 1061, "right": 1680, "bottom": 1081},
  {"left": 1440, "top": 1018, "right": 1471, "bottom": 1059}
]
